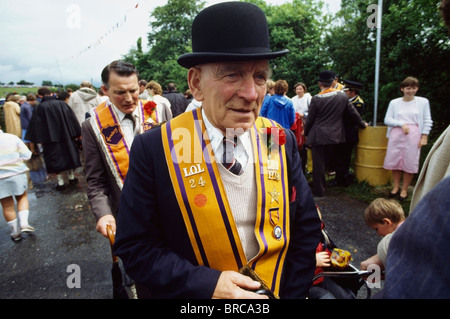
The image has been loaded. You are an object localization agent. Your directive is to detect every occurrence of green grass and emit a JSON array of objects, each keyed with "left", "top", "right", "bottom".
[
  {"left": 329, "top": 177, "right": 412, "bottom": 216},
  {"left": 306, "top": 171, "right": 413, "bottom": 215},
  {"left": 0, "top": 87, "right": 38, "bottom": 98}
]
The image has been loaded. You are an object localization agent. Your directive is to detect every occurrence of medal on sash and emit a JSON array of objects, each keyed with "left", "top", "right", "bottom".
[
  {"left": 161, "top": 109, "right": 290, "bottom": 297},
  {"left": 260, "top": 121, "right": 287, "bottom": 240}
]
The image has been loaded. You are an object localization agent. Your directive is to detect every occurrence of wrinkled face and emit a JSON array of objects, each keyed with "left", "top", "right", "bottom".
[
  {"left": 401, "top": 86, "right": 419, "bottom": 99},
  {"left": 189, "top": 60, "right": 270, "bottom": 135},
  {"left": 102, "top": 72, "right": 139, "bottom": 114}
]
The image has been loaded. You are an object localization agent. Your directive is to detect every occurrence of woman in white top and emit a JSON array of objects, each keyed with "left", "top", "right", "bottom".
[
  {"left": 291, "top": 82, "right": 312, "bottom": 173},
  {"left": 0, "top": 129, "right": 34, "bottom": 241},
  {"left": 383, "top": 76, "right": 433, "bottom": 201},
  {"left": 145, "top": 80, "right": 173, "bottom": 122},
  {"left": 291, "top": 82, "right": 311, "bottom": 118}
]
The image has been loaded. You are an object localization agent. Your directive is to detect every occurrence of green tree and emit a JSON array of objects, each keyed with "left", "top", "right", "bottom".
[
  {"left": 123, "top": 0, "right": 205, "bottom": 92},
  {"left": 42, "top": 80, "right": 53, "bottom": 87},
  {"left": 65, "top": 84, "right": 81, "bottom": 92},
  {"left": 325, "top": 0, "right": 450, "bottom": 136},
  {"left": 262, "top": 0, "right": 331, "bottom": 96},
  {"left": 17, "top": 80, "right": 34, "bottom": 86}
]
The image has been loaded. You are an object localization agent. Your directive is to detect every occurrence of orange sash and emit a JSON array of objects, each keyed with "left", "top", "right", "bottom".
[
  {"left": 161, "top": 108, "right": 290, "bottom": 296},
  {"left": 91, "top": 100, "right": 155, "bottom": 188}
]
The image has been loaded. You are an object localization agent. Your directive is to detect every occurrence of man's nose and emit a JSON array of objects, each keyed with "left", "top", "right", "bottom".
[
  {"left": 124, "top": 91, "right": 133, "bottom": 101},
  {"left": 238, "top": 76, "right": 258, "bottom": 101}
]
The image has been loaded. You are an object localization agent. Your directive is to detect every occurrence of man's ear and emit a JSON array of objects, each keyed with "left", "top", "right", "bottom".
[
  {"left": 187, "top": 67, "right": 204, "bottom": 101},
  {"left": 101, "top": 85, "right": 109, "bottom": 97}
]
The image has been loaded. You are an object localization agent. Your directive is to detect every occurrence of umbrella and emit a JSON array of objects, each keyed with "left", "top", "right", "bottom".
[{"left": 107, "top": 225, "right": 129, "bottom": 299}]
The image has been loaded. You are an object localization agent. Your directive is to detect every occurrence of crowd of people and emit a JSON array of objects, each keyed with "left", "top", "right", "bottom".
[{"left": 1, "top": 0, "right": 449, "bottom": 300}]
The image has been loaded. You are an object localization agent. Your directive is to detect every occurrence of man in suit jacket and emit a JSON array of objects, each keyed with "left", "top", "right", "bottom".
[
  {"left": 82, "top": 60, "right": 152, "bottom": 237},
  {"left": 163, "top": 82, "right": 188, "bottom": 118},
  {"left": 304, "top": 71, "right": 367, "bottom": 197},
  {"left": 113, "top": 2, "right": 321, "bottom": 299}
]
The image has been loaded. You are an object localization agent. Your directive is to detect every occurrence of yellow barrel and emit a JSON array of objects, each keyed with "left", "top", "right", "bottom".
[{"left": 355, "top": 126, "right": 392, "bottom": 186}]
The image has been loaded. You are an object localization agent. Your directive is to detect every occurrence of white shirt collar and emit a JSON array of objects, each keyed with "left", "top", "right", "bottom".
[
  {"left": 201, "top": 108, "right": 251, "bottom": 167},
  {"left": 110, "top": 101, "right": 140, "bottom": 122}
]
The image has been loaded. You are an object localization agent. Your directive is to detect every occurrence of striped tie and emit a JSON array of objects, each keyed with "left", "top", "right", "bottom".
[
  {"left": 125, "top": 114, "right": 138, "bottom": 135},
  {"left": 222, "top": 136, "right": 242, "bottom": 175}
]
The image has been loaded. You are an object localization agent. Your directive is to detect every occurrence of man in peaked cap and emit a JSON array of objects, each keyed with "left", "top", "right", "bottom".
[
  {"left": 114, "top": 1, "right": 321, "bottom": 299},
  {"left": 329, "top": 80, "right": 366, "bottom": 187},
  {"left": 343, "top": 80, "right": 365, "bottom": 116},
  {"left": 304, "top": 71, "right": 367, "bottom": 197}
]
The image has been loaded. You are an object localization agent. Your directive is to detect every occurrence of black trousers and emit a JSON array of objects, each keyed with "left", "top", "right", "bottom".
[
  {"left": 333, "top": 141, "right": 357, "bottom": 186},
  {"left": 311, "top": 144, "right": 336, "bottom": 196}
]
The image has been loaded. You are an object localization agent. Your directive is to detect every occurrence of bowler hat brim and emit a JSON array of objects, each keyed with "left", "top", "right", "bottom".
[{"left": 177, "top": 50, "right": 289, "bottom": 69}]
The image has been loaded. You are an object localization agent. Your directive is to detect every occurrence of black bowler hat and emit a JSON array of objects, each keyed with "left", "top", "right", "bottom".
[
  {"left": 343, "top": 79, "right": 364, "bottom": 90},
  {"left": 318, "top": 70, "right": 335, "bottom": 82},
  {"left": 177, "top": 2, "right": 289, "bottom": 68}
]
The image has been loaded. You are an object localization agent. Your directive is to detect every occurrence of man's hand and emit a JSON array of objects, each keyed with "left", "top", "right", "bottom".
[
  {"left": 96, "top": 215, "right": 116, "bottom": 238},
  {"left": 212, "top": 271, "right": 269, "bottom": 299}
]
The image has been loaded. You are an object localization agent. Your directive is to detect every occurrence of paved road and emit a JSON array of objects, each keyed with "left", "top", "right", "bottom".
[{"left": 0, "top": 167, "right": 381, "bottom": 299}]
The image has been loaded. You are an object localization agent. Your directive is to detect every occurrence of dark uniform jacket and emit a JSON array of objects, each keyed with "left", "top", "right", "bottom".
[
  {"left": 25, "top": 96, "right": 81, "bottom": 173},
  {"left": 344, "top": 95, "right": 365, "bottom": 144},
  {"left": 304, "top": 90, "right": 366, "bottom": 145},
  {"left": 113, "top": 124, "right": 321, "bottom": 299}
]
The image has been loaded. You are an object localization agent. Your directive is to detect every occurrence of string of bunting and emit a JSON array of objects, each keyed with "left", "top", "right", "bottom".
[{"left": 60, "top": 1, "right": 143, "bottom": 63}]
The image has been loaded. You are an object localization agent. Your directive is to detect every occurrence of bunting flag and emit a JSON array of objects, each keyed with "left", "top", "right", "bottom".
[{"left": 60, "top": 1, "right": 143, "bottom": 63}]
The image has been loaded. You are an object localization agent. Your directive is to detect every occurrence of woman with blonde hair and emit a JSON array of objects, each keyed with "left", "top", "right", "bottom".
[
  {"left": 4, "top": 94, "right": 22, "bottom": 138},
  {"left": 383, "top": 76, "right": 433, "bottom": 201},
  {"left": 145, "top": 80, "right": 173, "bottom": 122}
]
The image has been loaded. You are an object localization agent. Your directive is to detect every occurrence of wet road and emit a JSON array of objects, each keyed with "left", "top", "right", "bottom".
[
  {"left": 0, "top": 167, "right": 380, "bottom": 299},
  {"left": 0, "top": 168, "right": 112, "bottom": 299}
]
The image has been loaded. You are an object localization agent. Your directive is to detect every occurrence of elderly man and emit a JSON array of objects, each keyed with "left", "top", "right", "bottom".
[{"left": 113, "top": 2, "right": 321, "bottom": 299}]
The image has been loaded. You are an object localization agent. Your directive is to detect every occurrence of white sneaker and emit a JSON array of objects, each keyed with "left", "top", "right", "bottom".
[
  {"left": 21, "top": 225, "right": 35, "bottom": 233},
  {"left": 11, "top": 232, "right": 22, "bottom": 241}
]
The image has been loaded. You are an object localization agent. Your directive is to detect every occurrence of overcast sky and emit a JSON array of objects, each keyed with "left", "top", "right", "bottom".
[{"left": 0, "top": 0, "right": 340, "bottom": 88}]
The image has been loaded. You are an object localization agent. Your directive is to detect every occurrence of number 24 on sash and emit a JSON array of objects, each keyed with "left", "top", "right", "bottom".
[{"left": 189, "top": 176, "right": 206, "bottom": 188}]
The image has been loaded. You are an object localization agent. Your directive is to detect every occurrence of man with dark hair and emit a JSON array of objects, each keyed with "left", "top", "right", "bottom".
[
  {"left": 81, "top": 60, "right": 157, "bottom": 238},
  {"left": 138, "top": 79, "right": 149, "bottom": 99},
  {"left": 114, "top": 2, "right": 321, "bottom": 299},
  {"left": 25, "top": 87, "right": 81, "bottom": 190},
  {"left": 163, "top": 82, "right": 188, "bottom": 118},
  {"left": 304, "top": 71, "right": 367, "bottom": 197}
]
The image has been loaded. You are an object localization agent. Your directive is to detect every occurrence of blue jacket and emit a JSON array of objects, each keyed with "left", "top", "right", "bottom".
[{"left": 260, "top": 94, "right": 296, "bottom": 129}]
